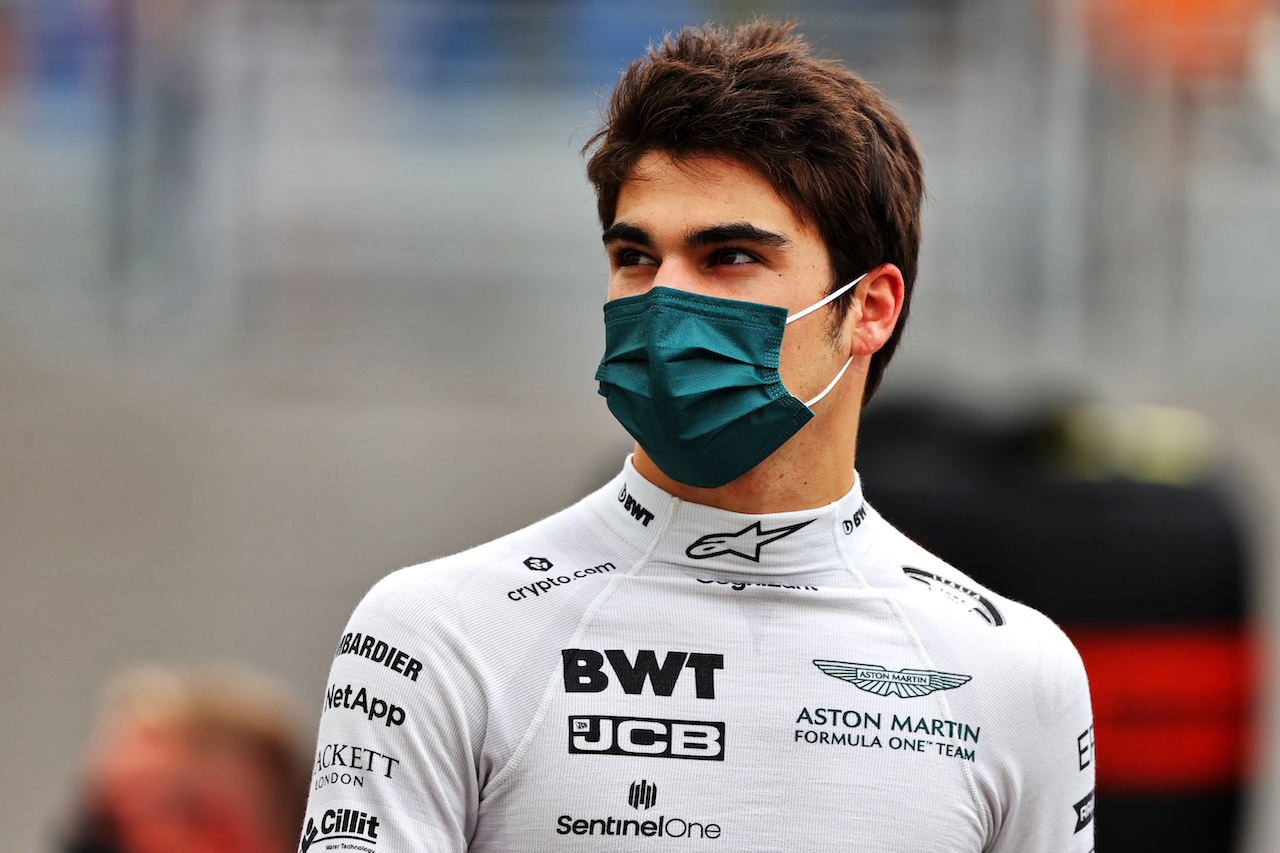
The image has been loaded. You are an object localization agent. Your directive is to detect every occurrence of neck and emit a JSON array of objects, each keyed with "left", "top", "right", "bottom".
[{"left": 632, "top": 401, "right": 863, "bottom": 513}]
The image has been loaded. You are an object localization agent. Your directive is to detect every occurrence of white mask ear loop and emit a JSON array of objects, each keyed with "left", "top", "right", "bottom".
[
  {"left": 784, "top": 271, "right": 868, "bottom": 407},
  {"left": 784, "top": 271, "right": 868, "bottom": 325}
]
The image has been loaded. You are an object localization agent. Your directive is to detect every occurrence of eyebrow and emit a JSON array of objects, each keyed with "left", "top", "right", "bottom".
[
  {"left": 686, "top": 223, "right": 791, "bottom": 249},
  {"left": 601, "top": 221, "right": 792, "bottom": 250},
  {"left": 602, "top": 222, "right": 651, "bottom": 247}
]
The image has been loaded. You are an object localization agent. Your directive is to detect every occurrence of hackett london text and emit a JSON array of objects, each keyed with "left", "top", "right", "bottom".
[{"left": 335, "top": 631, "right": 423, "bottom": 682}]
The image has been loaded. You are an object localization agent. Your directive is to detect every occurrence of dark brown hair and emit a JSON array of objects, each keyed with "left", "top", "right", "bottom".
[{"left": 584, "top": 20, "right": 924, "bottom": 402}]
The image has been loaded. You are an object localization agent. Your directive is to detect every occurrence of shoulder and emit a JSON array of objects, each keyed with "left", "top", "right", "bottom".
[
  {"left": 867, "top": 517, "right": 1088, "bottom": 697},
  {"left": 343, "top": 492, "right": 627, "bottom": 649}
]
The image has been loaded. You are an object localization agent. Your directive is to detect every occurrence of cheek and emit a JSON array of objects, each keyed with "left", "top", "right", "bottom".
[{"left": 778, "top": 324, "right": 845, "bottom": 397}]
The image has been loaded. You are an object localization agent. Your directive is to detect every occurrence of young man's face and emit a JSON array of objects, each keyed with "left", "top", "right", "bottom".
[{"left": 604, "top": 151, "right": 850, "bottom": 406}]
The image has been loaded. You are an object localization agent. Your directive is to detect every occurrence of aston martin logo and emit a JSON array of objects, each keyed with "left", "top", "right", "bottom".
[
  {"left": 686, "top": 520, "right": 813, "bottom": 562},
  {"left": 813, "top": 660, "right": 972, "bottom": 698}
]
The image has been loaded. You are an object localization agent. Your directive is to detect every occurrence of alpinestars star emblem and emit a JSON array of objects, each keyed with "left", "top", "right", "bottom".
[
  {"left": 685, "top": 520, "right": 814, "bottom": 562},
  {"left": 813, "top": 659, "right": 973, "bottom": 698}
]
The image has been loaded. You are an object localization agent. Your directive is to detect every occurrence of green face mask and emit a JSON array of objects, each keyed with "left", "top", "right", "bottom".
[{"left": 595, "top": 274, "right": 864, "bottom": 489}]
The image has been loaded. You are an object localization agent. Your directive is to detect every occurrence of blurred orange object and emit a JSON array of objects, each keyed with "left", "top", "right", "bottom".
[{"left": 1083, "top": 0, "right": 1267, "bottom": 86}]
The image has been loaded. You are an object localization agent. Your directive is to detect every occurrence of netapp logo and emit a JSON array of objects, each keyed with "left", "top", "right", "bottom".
[
  {"left": 298, "top": 808, "right": 380, "bottom": 852},
  {"left": 569, "top": 715, "right": 725, "bottom": 760},
  {"left": 686, "top": 520, "right": 812, "bottom": 562},
  {"left": 335, "top": 632, "right": 423, "bottom": 682},
  {"left": 1073, "top": 790, "right": 1095, "bottom": 833},
  {"left": 562, "top": 649, "right": 723, "bottom": 699},
  {"left": 558, "top": 782, "right": 721, "bottom": 838},
  {"left": 325, "top": 683, "right": 406, "bottom": 728},
  {"left": 629, "top": 779, "right": 657, "bottom": 810},
  {"left": 902, "top": 566, "right": 1005, "bottom": 627},
  {"left": 312, "top": 743, "right": 401, "bottom": 792},
  {"left": 618, "top": 485, "right": 655, "bottom": 527}
]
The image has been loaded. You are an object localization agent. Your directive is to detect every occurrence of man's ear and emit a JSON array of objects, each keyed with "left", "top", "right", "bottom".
[{"left": 849, "top": 264, "right": 905, "bottom": 356}]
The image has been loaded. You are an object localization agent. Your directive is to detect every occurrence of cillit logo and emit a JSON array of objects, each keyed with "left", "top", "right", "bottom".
[
  {"left": 524, "top": 556, "right": 554, "bottom": 571},
  {"left": 618, "top": 485, "right": 655, "bottom": 527},
  {"left": 812, "top": 660, "right": 972, "bottom": 698},
  {"left": 629, "top": 779, "right": 658, "bottom": 810},
  {"left": 686, "top": 520, "right": 813, "bottom": 562},
  {"left": 298, "top": 808, "right": 380, "bottom": 852},
  {"left": 570, "top": 716, "right": 725, "bottom": 760},
  {"left": 325, "top": 683, "right": 406, "bottom": 727},
  {"left": 1073, "top": 790, "right": 1095, "bottom": 833},
  {"left": 562, "top": 649, "right": 723, "bottom": 699}
]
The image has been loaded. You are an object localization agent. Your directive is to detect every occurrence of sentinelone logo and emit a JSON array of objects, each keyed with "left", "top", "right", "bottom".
[
  {"left": 557, "top": 781, "right": 722, "bottom": 839},
  {"left": 298, "top": 808, "right": 380, "bottom": 852},
  {"left": 629, "top": 779, "right": 657, "bottom": 810}
]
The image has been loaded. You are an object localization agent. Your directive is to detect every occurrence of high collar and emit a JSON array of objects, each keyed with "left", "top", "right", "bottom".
[{"left": 591, "top": 456, "right": 881, "bottom": 583}]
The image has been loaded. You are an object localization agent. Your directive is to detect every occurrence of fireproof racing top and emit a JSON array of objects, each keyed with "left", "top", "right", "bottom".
[{"left": 301, "top": 458, "right": 1095, "bottom": 853}]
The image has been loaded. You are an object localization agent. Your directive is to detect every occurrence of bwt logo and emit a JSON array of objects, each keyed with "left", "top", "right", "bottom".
[
  {"left": 618, "top": 485, "right": 655, "bottom": 527},
  {"left": 629, "top": 779, "right": 658, "bottom": 810},
  {"left": 842, "top": 505, "right": 867, "bottom": 534},
  {"left": 562, "top": 649, "right": 723, "bottom": 699},
  {"left": 570, "top": 716, "right": 725, "bottom": 760}
]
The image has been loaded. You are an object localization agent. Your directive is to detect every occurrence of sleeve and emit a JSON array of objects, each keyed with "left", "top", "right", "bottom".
[
  {"left": 299, "top": 573, "right": 488, "bottom": 853},
  {"left": 984, "top": 629, "right": 1095, "bottom": 853}
]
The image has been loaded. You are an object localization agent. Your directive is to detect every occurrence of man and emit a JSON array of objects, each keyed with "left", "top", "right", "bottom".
[
  {"left": 64, "top": 665, "right": 309, "bottom": 853},
  {"left": 301, "top": 20, "right": 1094, "bottom": 852}
]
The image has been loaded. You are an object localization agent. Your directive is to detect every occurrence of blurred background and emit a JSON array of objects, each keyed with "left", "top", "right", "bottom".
[{"left": 1, "top": 0, "right": 1279, "bottom": 850}]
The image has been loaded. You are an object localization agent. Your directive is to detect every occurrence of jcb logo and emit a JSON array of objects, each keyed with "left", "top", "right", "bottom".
[
  {"left": 569, "top": 715, "right": 725, "bottom": 760},
  {"left": 562, "top": 649, "right": 723, "bottom": 699}
]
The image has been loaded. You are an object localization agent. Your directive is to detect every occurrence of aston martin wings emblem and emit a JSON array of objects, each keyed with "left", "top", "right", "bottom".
[{"left": 813, "top": 659, "right": 972, "bottom": 698}]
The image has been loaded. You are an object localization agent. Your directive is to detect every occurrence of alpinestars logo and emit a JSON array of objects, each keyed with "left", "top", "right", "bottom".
[
  {"left": 298, "top": 808, "right": 380, "bottom": 852},
  {"left": 629, "top": 779, "right": 658, "bottom": 810},
  {"left": 813, "top": 660, "right": 973, "bottom": 698},
  {"left": 524, "top": 556, "right": 553, "bottom": 572},
  {"left": 686, "top": 520, "right": 813, "bottom": 562}
]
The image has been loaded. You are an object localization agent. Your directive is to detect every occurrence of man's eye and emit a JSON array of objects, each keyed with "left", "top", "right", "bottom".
[
  {"left": 714, "top": 249, "right": 757, "bottom": 265},
  {"left": 615, "top": 249, "right": 656, "bottom": 267}
]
